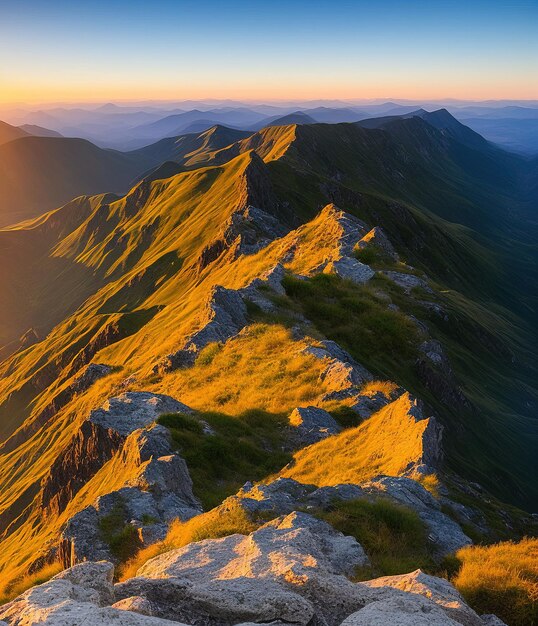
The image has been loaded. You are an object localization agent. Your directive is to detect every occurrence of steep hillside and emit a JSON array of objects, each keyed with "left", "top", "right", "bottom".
[
  {"left": 0, "top": 114, "right": 535, "bottom": 613},
  {"left": 130, "top": 125, "right": 251, "bottom": 170},
  {"left": 0, "top": 120, "right": 29, "bottom": 145},
  {"left": 0, "top": 137, "right": 156, "bottom": 226}
]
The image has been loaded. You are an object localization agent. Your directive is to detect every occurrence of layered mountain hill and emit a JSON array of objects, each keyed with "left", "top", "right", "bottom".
[
  {"left": 0, "top": 136, "right": 159, "bottom": 227},
  {"left": 0, "top": 113, "right": 536, "bottom": 623},
  {"left": 0, "top": 121, "right": 29, "bottom": 145}
]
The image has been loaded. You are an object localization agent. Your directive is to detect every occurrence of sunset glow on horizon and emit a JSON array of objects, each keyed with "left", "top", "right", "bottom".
[{"left": 1, "top": 0, "right": 537, "bottom": 104}]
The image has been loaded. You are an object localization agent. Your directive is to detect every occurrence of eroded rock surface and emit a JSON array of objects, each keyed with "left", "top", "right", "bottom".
[{"left": 288, "top": 406, "right": 341, "bottom": 446}]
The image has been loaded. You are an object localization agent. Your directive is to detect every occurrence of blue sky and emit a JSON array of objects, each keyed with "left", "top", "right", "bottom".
[{"left": 0, "top": 0, "right": 536, "bottom": 102}]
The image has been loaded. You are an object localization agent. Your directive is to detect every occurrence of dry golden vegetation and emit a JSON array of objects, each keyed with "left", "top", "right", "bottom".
[
  {"left": 280, "top": 392, "right": 434, "bottom": 486},
  {"left": 0, "top": 562, "right": 62, "bottom": 605},
  {"left": 152, "top": 324, "right": 328, "bottom": 415},
  {"left": 454, "top": 538, "right": 538, "bottom": 626}
]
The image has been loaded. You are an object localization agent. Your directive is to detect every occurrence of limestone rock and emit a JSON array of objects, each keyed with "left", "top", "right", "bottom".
[
  {"left": 139, "top": 511, "right": 368, "bottom": 581},
  {"left": 288, "top": 406, "right": 341, "bottom": 445},
  {"left": 342, "top": 594, "right": 463, "bottom": 626},
  {"left": 112, "top": 596, "right": 154, "bottom": 616},
  {"left": 136, "top": 511, "right": 371, "bottom": 625},
  {"left": 350, "top": 390, "right": 394, "bottom": 419},
  {"left": 235, "top": 478, "right": 364, "bottom": 517},
  {"left": 382, "top": 270, "right": 432, "bottom": 293},
  {"left": 157, "top": 286, "right": 248, "bottom": 371},
  {"left": 89, "top": 392, "right": 191, "bottom": 436},
  {"left": 116, "top": 577, "right": 314, "bottom": 626},
  {"left": 53, "top": 560, "right": 115, "bottom": 606},
  {"left": 304, "top": 339, "right": 372, "bottom": 397},
  {"left": 324, "top": 257, "right": 375, "bottom": 284},
  {"left": 0, "top": 573, "right": 183, "bottom": 626},
  {"left": 363, "top": 569, "right": 483, "bottom": 626},
  {"left": 242, "top": 263, "right": 286, "bottom": 312},
  {"left": 58, "top": 415, "right": 201, "bottom": 567}
]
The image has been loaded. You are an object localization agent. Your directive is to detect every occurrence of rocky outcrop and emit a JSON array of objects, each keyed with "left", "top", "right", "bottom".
[
  {"left": 41, "top": 419, "right": 124, "bottom": 516},
  {"left": 59, "top": 424, "right": 201, "bottom": 567},
  {"left": 131, "top": 511, "right": 370, "bottom": 625},
  {"left": 382, "top": 270, "right": 432, "bottom": 293},
  {"left": 43, "top": 393, "right": 201, "bottom": 567},
  {"left": 0, "top": 561, "right": 183, "bottom": 626},
  {"left": 197, "top": 205, "right": 287, "bottom": 272},
  {"left": 156, "top": 263, "right": 289, "bottom": 373},
  {"left": 41, "top": 392, "right": 191, "bottom": 515},
  {"left": 303, "top": 339, "right": 373, "bottom": 397},
  {"left": 0, "top": 526, "right": 498, "bottom": 626},
  {"left": 324, "top": 257, "right": 375, "bottom": 284},
  {"left": 362, "top": 569, "right": 484, "bottom": 626},
  {"left": 288, "top": 406, "right": 341, "bottom": 446},
  {"left": 341, "top": 594, "right": 464, "bottom": 626},
  {"left": 206, "top": 474, "right": 470, "bottom": 559},
  {"left": 155, "top": 286, "right": 248, "bottom": 371},
  {"left": 0, "top": 363, "right": 113, "bottom": 456},
  {"left": 362, "top": 477, "right": 472, "bottom": 556},
  {"left": 88, "top": 392, "right": 191, "bottom": 436},
  {"left": 356, "top": 226, "right": 399, "bottom": 261}
]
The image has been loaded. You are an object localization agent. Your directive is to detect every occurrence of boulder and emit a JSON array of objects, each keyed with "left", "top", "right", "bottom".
[
  {"left": 342, "top": 594, "right": 463, "bottom": 626},
  {"left": 363, "top": 569, "right": 484, "bottom": 626},
  {"left": 116, "top": 577, "right": 315, "bottom": 626},
  {"left": 0, "top": 573, "right": 182, "bottom": 626},
  {"left": 135, "top": 511, "right": 372, "bottom": 625},
  {"left": 288, "top": 406, "right": 341, "bottom": 445},
  {"left": 89, "top": 392, "right": 192, "bottom": 436},
  {"left": 112, "top": 596, "right": 154, "bottom": 616},
  {"left": 53, "top": 561, "right": 115, "bottom": 606},
  {"left": 324, "top": 257, "right": 375, "bottom": 284},
  {"left": 382, "top": 270, "right": 432, "bottom": 293}
]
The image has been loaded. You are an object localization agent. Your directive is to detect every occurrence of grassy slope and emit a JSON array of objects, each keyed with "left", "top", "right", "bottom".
[{"left": 0, "top": 118, "right": 536, "bottom": 588}]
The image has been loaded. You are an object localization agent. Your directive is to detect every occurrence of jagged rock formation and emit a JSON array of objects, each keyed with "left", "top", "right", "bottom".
[
  {"left": 287, "top": 406, "right": 341, "bottom": 446},
  {"left": 49, "top": 393, "right": 202, "bottom": 567},
  {"left": 223, "top": 475, "right": 470, "bottom": 558}
]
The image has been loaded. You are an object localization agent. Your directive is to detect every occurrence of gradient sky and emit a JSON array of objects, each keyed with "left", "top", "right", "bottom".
[{"left": 0, "top": 0, "right": 537, "bottom": 103}]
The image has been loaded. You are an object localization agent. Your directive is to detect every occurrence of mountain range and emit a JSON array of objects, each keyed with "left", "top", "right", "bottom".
[{"left": 0, "top": 106, "right": 536, "bottom": 625}]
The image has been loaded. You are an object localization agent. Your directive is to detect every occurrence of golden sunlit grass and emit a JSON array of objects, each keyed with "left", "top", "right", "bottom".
[
  {"left": 415, "top": 472, "right": 441, "bottom": 498},
  {"left": 360, "top": 380, "right": 400, "bottom": 398},
  {"left": 119, "top": 500, "right": 257, "bottom": 580},
  {"left": 0, "top": 562, "right": 62, "bottom": 605},
  {"left": 152, "top": 324, "right": 328, "bottom": 415},
  {"left": 454, "top": 538, "right": 538, "bottom": 626},
  {"left": 280, "top": 392, "right": 434, "bottom": 487}
]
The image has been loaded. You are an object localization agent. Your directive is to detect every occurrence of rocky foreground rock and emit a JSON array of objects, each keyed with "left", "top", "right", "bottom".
[{"left": 0, "top": 514, "right": 503, "bottom": 626}]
